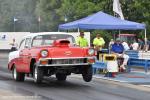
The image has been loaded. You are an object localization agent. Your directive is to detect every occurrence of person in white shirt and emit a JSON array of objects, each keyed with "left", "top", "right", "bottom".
[
  {"left": 109, "top": 39, "right": 114, "bottom": 48},
  {"left": 122, "top": 41, "right": 130, "bottom": 51},
  {"left": 131, "top": 40, "right": 139, "bottom": 50}
]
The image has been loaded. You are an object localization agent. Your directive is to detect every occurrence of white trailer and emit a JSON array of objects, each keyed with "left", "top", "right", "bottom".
[
  {"left": 0, "top": 32, "right": 30, "bottom": 50},
  {"left": 0, "top": 32, "right": 90, "bottom": 50}
]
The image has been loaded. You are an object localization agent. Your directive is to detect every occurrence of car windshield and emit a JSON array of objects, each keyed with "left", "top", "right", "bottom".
[{"left": 32, "top": 34, "right": 75, "bottom": 47}]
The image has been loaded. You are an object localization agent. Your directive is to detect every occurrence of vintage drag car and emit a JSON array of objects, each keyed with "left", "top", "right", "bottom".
[{"left": 8, "top": 33, "right": 95, "bottom": 83}]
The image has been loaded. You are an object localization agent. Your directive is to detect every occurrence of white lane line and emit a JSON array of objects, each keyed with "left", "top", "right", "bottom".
[{"left": 139, "top": 85, "right": 150, "bottom": 88}]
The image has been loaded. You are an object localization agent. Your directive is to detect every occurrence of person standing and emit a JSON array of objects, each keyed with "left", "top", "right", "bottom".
[
  {"left": 138, "top": 38, "right": 144, "bottom": 50},
  {"left": 93, "top": 34, "right": 105, "bottom": 59},
  {"left": 131, "top": 40, "right": 139, "bottom": 50},
  {"left": 76, "top": 32, "right": 88, "bottom": 47},
  {"left": 93, "top": 34, "right": 105, "bottom": 51},
  {"left": 109, "top": 39, "right": 114, "bottom": 51},
  {"left": 9, "top": 38, "right": 18, "bottom": 51}
]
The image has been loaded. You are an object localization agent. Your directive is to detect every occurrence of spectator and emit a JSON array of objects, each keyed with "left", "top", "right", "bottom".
[
  {"left": 76, "top": 32, "right": 88, "bottom": 47},
  {"left": 131, "top": 40, "right": 139, "bottom": 50},
  {"left": 111, "top": 38, "right": 129, "bottom": 70},
  {"left": 109, "top": 39, "right": 114, "bottom": 49},
  {"left": 138, "top": 38, "right": 144, "bottom": 50},
  {"left": 9, "top": 38, "right": 18, "bottom": 51},
  {"left": 122, "top": 40, "right": 130, "bottom": 51},
  {"left": 144, "top": 39, "right": 150, "bottom": 51},
  {"left": 93, "top": 34, "right": 105, "bottom": 51},
  {"left": 93, "top": 34, "right": 105, "bottom": 59}
]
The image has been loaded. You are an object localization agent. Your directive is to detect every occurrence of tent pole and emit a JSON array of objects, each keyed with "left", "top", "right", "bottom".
[
  {"left": 113, "top": 31, "right": 116, "bottom": 40},
  {"left": 119, "top": 30, "right": 121, "bottom": 38},
  {"left": 144, "top": 29, "right": 147, "bottom": 51}
]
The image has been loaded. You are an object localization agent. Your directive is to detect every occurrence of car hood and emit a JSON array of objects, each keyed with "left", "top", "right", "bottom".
[{"left": 47, "top": 47, "right": 87, "bottom": 58}]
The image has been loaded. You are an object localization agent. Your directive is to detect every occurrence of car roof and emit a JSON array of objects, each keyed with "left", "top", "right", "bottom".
[{"left": 23, "top": 32, "right": 73, "bottom": 39}]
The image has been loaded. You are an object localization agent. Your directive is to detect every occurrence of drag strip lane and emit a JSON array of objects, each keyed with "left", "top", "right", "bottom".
[
  {"left": 0, "top": 70, "right": 150, "bottom": 100},
  {"left": 1, "top": 57, "right": 150, "bottom": 100}
]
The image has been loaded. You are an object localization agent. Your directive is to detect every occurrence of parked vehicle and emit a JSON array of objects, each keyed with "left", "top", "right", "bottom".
[
  {"left": 8, "top": 33, "right": 95, "bottom": 83},
  {"left": 119, "top": 34, "right": 136, "bottom": 43}
]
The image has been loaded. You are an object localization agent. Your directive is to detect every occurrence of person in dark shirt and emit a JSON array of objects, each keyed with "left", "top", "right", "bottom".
[
  {"left": 138, "top": 38, "right": 144, "bottom": 50},
  {"left": 111, "top": 38, "right": 129, "bottom": 70}
]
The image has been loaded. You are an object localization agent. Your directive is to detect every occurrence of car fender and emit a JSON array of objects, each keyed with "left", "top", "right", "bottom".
[{"left": 8, "top": 50, "right": 20, "bottom": 70}]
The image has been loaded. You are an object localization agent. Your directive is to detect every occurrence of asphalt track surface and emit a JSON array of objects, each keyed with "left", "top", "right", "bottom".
[{"left": 0, "top": 53, "right": 150, "bottom": 100}]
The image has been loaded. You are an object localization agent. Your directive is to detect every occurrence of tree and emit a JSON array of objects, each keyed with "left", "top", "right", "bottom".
[
  {"left": 35, "top": 0, "right": 62, "bottom": 31},
  {"left": 0, "top": 0, "right": 150, "bottom": 39},
  {"left": 0, "top": 0, "right": 37, "bottom": 32}
]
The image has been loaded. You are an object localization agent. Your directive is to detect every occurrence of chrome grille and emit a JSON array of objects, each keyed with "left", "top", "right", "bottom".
[{"left": 52, "top": 58, "right": 86, "bottom": 64}]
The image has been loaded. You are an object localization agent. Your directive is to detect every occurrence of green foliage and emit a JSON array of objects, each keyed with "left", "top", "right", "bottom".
[
  {"left": 35, "top": 0, "right": 61, "bottom": 31},
  {"left": 0, "top": 0, "right": 150, "bottom": 43}
]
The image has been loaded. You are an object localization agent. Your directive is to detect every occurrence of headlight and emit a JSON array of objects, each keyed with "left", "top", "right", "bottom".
[
  {"left": 40, "top": 50, "right": 48, "bottom": 57},
  {"left": 88, "top": 48, "right": 95, "bottom": 56}
]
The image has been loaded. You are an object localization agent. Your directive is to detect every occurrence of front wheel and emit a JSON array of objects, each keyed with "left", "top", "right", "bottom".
[
  {"left": 56, "top": 73, "right": 67, "bottom": 81},
  {"left": 12, "top": 65, "right": 25, "bottom": 82},
  {"left": 33, "top": 64, "right": 43, "bottom": 84},
  {"left": 82, "top": 65, "right": 93, "bottom": 82}
]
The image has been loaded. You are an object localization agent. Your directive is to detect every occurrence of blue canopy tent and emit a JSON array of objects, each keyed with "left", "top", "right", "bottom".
[
  {"left": 59, "top": 11, "right": 145, "bottom": 30},
  {"left": 59, "top": 11, "right": 147, "bottom": 45}
]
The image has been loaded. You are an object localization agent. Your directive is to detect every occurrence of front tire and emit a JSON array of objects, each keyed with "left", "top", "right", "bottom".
[
  {"left": 82, "top": 65, "right": 93, "bottom": 82},
  {"left": 33, "top": 64, "right": 43, "bottom": 84},
  {"left": 12, "top": 65, "right": 25, "bottom": 82},
  {"left": 56, "top": 73, "right": 67, "bottom": 81}
]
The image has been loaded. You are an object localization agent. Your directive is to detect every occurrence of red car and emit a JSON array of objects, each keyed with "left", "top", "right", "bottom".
[{"left": 8, "top": 33, "right": 95, "bottom": 83}]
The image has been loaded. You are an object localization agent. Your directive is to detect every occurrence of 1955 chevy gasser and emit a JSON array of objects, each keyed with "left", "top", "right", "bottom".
[{"left": 8, "top": 33, "right": 95, "bottom": 84}]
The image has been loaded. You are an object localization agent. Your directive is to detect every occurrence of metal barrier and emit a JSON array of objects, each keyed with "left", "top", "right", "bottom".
[
  {"left": 127, "top": 58, "right": 150, "bottom": 72},
  {"left": 92, "top": 61, "right": 107, "bottom": 74}
]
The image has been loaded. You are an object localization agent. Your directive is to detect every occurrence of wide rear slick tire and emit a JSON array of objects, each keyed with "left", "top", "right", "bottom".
[
  {"left": 12, "top": 66, "right": 25, "bottom": 82},
  {"left": 56, "top": 73, "right": 67, "bottom": 81},
  {"left": 82, "top": 65, "right": 93, "bottom": 82},
  {"left": 33, "top": 64, "right": 43, "bottom": 84}
]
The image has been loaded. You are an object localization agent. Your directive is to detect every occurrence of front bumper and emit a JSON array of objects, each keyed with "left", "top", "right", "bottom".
[{"left": 37, "top": 57, "right": 95, "bottom": 67}]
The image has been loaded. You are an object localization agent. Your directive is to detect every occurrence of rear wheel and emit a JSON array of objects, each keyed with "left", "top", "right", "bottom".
[
  {"left": 12, "top": 65, "right": 25, "bottom": 82},
  {"left": 56, "top": 73, "right": 67, "bottom": 81},
  {"left": 33, "top": 64, "right": 43, "bottom": 84},
  {"left": 82, "top": 65, "right": 93, "bottom": 82}
]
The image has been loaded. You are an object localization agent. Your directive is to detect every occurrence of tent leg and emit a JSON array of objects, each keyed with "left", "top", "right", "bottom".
[
  {"left": 78, "top": 28, "right": 80, "bottom": 32},
  {"left": 144, "top": 29, "right": 148, "bottom": 51},
  {"left": 119, "top": 30, "right": 121, "bottom": 38}
]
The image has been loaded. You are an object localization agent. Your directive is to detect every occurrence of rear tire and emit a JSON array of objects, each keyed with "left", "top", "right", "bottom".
[
  {"left": 33, "top": 64, "right": 43, "bottom": 84},
  {"left": 12, "top": 65, "right": 25, "bottom": 82},
  {"left": 56, "top": 73, "right": 67, "bottom": 81},
  {"left": 82, "top": 65, "right": 93, "bottom": 82}
]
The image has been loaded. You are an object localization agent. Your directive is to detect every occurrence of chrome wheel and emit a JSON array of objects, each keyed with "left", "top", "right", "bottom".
[
  {"left": 33, "top": 64, "right": 43, "bottom": 84},
  {"left": 34, "top": 66, "right": 38, "bottom": 82},
  {"left": 13, "top": 67, "right": 17, "bottom": 80}
]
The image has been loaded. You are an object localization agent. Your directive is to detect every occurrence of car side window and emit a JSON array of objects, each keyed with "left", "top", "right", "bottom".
[
  {"left": 32, "top": 35, "right": 43, "bottom": 47},
  {"left": 19, "top": 39, "right": 25, "bottom": 50},
  {"left": 25, "top": 38, "right": 31, "bottom": 48}
]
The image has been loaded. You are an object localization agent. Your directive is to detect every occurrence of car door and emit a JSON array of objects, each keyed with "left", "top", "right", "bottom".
[
  {"left": 17, "top": 39, "right": 26, "bottom": 71},
  {"left": 21, "top": 37, "right": 32, "bottom": 72}
]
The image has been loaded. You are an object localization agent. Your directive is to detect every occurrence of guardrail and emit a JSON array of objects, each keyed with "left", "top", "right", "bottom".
[
  {"left": 127, "top": 58, "right": 150, "bottom": 72},
  {"left": 126, "top": 50, "right": 150, "bottom": 73},
  {"left": 93, "top": 50, "right": 150, "bottom": 74}
]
